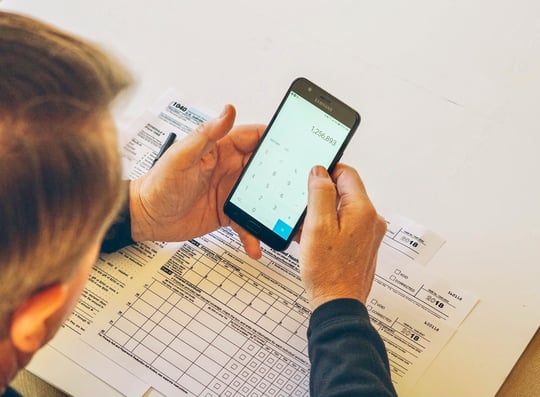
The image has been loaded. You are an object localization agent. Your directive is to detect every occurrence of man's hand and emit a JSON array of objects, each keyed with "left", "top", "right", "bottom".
[
  {"left": 299, "top": 164, "right": 387, "bottom": 310},
  {"left": 129, "top": 104, "right": 264, "bottom": 259}
]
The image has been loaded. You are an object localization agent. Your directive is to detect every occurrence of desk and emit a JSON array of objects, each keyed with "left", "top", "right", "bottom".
[{"left": 3, "top": 1, "right": 540, "bottom": 396}]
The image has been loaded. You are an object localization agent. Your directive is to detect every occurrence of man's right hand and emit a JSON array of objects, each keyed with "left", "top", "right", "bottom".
[{"left": 299, "top": 164, "right": 387, "bottom": 311}]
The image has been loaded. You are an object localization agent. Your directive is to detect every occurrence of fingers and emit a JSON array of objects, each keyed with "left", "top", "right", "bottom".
[
  {"left": 167, "top": 104, "right": 236, "bottom": 164},
  {"left": 376, "top": 214, "right": 387, "bottom": 234},
  {"left": 231, "top": 223, "right": 262, "bottom": 259},
  {"left": 197, "top": 104, "right": 236, "bottom": 142},
  {"left": 304, "top": 165, "right": 338, "bottom": 230},
  {"left": 240, "top": 233, "right": 262, "bottom": 260},
  {"left": 303, "top": 163, "right": 377, "bottom": 236},
  {"left": 331, "top": 163, "right": 369, "bottom": 207},
  {"left": 228, "top": 124, "right": 266, "bottom": 154}
]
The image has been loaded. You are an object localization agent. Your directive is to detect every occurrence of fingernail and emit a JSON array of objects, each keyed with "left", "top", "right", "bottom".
[{"left": 311, "top": 165, "right": 327, "bottom": 177}]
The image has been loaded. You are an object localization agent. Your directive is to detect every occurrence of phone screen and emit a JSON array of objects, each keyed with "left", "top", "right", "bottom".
[{"left": 227, "top": 84, "right": 356, "bottom": 244}]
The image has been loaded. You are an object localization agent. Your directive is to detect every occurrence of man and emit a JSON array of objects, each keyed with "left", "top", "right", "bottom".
[{"left": 0, "top": 11, "right": 396, "bottom": 397}]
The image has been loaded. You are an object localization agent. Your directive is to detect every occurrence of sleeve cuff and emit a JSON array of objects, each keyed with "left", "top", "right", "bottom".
[
  {"left": 308, "top": 298, "right": 369, "bottom": 334},
  {"left": 100, "top": 181, "right": 135, "bottom": 253}
]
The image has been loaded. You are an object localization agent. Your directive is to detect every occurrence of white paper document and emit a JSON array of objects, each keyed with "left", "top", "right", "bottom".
[
  {"left": 369, "top": 248, "right": 477, "bottom": 392},
  {"left": 381, "top": 212, "right": 445, "bottom": 265},
  {"left": 46, "top": 91, "right": 476, "bottom": 397}
]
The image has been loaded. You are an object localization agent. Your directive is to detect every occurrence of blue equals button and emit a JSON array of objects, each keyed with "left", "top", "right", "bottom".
[{"left": 273, "top": 219, "right": 293, "bottom": 239}]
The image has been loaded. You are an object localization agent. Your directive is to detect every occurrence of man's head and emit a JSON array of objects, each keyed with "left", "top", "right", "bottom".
[{"left": 0, "top": 11, "right": 131, "bottom": 384}]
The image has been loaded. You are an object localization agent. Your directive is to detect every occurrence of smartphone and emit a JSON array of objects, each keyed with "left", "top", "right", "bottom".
[{"left": 224, "top": 77, "right": 360, "bottom": 251}]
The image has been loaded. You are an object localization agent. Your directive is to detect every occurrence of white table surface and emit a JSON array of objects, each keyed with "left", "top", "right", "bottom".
[{"left": 3, "top": 1, "right": 539, "bottom": 396}]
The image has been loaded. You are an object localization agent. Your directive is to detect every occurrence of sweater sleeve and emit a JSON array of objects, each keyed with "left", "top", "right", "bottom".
[
  {"left": 100, "top": 181, "right": 135, "bottom": 253},
  {"left": 2, "top": 387, "right": 22, "bottom": 397},
  {"left": 307, "top": 298, "right": 397, "bottom": 397}
]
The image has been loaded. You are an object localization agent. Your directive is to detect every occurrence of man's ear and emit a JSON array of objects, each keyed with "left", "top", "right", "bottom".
[{"left": 9, "top": 284, "right": 68, "bottom": 353}]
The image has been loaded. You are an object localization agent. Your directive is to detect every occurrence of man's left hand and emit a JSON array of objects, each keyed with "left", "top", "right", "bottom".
[{"left": 129, "top": 104, "right": 264, "bottom": 259}]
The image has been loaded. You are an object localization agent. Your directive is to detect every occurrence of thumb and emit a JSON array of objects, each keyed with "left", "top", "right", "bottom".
[
  {"left": 304, "top": 165, "right": 338, "bottom": 231},
  {"left": 166, "top": 104, "right": 236, "bottom": 165},
  {"left": 332, "top": 163, "right": 371, "bottom": 215}
]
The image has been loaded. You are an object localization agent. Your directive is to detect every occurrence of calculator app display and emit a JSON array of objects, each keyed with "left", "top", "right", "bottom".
[{"left": 229, "top": 91, "right": 351, "bottom": 240}]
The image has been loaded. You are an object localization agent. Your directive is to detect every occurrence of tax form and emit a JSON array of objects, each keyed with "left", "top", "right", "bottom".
[{"left": 44, "top": 91, "right": 477, "bottom": 397}]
